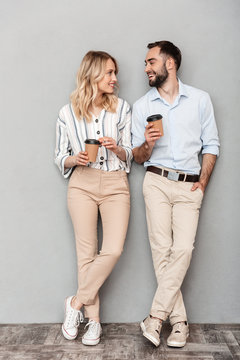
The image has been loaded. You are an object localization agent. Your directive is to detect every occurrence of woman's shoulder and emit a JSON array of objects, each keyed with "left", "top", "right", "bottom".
[
  {"left": 116, "top": 97, "right": 131, "bottom": 111},
  {"left": 59, "top": 103, "right": 71, "bottom": 115},
  {"left": 58, "top": 103, "right": 74, "bottom": 123}
]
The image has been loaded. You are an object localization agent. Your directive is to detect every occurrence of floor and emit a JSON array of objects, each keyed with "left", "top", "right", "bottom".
[{"left": 0, "top": 323, "right": 240, "bottom": 360}]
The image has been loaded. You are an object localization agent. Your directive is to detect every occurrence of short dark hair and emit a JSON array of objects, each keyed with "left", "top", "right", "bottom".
[{"left": 147, "top": 41, "right": 182, "bottom": 71}]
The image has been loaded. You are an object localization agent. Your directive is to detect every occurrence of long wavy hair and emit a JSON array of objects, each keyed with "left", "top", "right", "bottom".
[{"left": 70, "top": 51, "right": 119, "bottom": 122}]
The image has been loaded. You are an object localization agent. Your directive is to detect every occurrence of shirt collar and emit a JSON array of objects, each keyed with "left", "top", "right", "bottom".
[{"left": 149, "top": 78, "right": 189, "bottom": 102}]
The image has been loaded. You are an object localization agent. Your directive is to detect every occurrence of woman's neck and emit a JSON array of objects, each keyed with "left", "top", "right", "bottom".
[
  {"left": 94, "top": 93, "right": 104, "bottom": 107},
  {"left": 90, "top": 95, "right": 104, "bottom": 117}
]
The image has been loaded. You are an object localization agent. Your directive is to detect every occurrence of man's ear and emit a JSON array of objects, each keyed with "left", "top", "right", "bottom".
[{"left": 166, "top": 57, "right": 175, "bottom": 71}]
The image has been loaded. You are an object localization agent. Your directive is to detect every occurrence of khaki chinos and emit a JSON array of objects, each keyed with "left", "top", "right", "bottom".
[
  {"left": 143, "top": 169, "right": 203, "bottom": 325},
  {"left": 67, "top": 166, "right": 130, "bottom": 319}
]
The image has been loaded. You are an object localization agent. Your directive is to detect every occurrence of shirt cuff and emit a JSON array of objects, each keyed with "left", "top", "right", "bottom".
[
  {"left": 202, "top": 145, "right": 220, "bottom": 157},
  {"left": 122, "top": 147, "right": 133, "bottom": 173},
  {"left": 61, "top": 155, "right": 73, "bottom": 179}
]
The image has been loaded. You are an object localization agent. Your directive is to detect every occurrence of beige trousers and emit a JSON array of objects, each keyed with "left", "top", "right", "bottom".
[
  {"left": 143, "top": 170, "right": 203, "bottom": 325},
  {"left": 67, "top": 166, "right": 130, "bottom": 318}
]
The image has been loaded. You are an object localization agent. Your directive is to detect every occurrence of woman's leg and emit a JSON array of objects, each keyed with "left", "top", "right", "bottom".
[
  {"left": 68, "top": 188, "right": 99, "bottom": 310},
  {"left": 78, "top": 191, "right": 130, "bottom": 318},
  {"left": 68, "top": 167, "right": 130, "bottom": 320}
]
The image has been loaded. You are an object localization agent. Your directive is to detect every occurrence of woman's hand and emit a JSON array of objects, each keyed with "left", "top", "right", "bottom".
[
  {"left": 99, "top": 137, "right": 126, "bottom": 161},
  {"left": 74, "top": 151, "right": 89, "bottom": 166},
  {"left": 64, "top": 152, "right": 89, "bottom": 169},
  {"left": 99, "top": 137, "right": 118, "bottom": 152}
]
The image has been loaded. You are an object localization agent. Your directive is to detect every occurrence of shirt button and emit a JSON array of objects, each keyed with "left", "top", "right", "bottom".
[
  {"left": 100, "top": 162, "right": 103, "bottom": 165},
  {"left": 100, "top": 156, "right": 104, "bottom": 160},
  {"left": 95, "top": 119, "right": 98, "bottom": 123},
  {"left": 97, "top": 131, "right": 100, "bottom": 134}
]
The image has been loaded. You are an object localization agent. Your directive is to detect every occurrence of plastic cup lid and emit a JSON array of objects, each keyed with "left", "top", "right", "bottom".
[
  {"left": 85, "top": 139, "right": 101, "bottom": 145},
  {"left": 147, "top": 114, "right": 163, "bottom": 122}
]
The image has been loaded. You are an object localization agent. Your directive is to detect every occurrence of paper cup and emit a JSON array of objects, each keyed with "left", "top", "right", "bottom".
[
  {"left": 147, "top": 114, "right": 164, "bottom": 136},
  {"left": 84, "top": 139, "right": 101, "bottom": 162}
]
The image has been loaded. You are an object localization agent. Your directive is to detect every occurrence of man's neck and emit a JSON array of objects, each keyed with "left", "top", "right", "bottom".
[{"left": 157, "top": 77, "right": 179, "bottom": 105}]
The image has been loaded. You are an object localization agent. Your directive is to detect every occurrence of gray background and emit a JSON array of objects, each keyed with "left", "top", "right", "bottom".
[{"left": 0, "top": 0, "right": 239, "bottom": 324}]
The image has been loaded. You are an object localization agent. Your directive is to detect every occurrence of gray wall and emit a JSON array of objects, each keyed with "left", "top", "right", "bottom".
[{"left": 0, "top": 0, "right": 239, "bottom": 323}]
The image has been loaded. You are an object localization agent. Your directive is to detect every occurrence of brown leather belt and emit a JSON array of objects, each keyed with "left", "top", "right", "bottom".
[{"left": 147, "top": 166, "right": 199, "bottom": 182}]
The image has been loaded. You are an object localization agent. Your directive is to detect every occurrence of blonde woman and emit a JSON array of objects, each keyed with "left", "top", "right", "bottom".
[{"left": 55, "top": 51, "right": 132, "bottom": 345}]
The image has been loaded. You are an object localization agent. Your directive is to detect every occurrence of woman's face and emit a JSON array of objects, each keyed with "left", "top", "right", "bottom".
[{"left": 97, "top": 59, "right": 117, "bottom": 95}]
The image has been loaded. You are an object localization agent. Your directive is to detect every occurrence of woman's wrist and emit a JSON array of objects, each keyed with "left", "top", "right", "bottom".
[
  {"left": 64, "top": 155, "right": 76, "bottom": 169},
  {"left": 113, "top": 146, "right": 126, "bottom": 161}
]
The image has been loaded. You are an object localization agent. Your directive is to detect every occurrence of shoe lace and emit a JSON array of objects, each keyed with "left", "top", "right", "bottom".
[
  {"left": 173, "top": 322, "right": 185, "bottom": 333},
  {"left": 150, "top": 317, "right": 161, "bottom": 334},
  {"left": 66, "top": 308, "right": 84, "bottom": 327},
  {"left": 84, "top": 320, "right": 100, "bottom": 336}
]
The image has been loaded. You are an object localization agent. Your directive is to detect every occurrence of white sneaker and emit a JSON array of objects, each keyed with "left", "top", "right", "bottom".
[
  {"left": 167, "top": 321, "right": 189, "bottom": 347},
  {"left": 62, "top": 296, "right": 84, "bottom": 340},
  {"left": 82, "top": 320, "right": 102, "bottom": 346}
]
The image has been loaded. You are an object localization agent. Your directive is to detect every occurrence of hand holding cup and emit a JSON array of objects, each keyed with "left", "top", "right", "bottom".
[
  {"left": 74, "top": 151, "right": 89, "bottom": 166},
  {"left": 145, "top": 114, "right": 163, "bottom": 146}
]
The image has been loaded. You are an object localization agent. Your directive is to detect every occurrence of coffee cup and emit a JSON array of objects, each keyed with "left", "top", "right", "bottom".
[
  {"left": 147, "top": 114, "right": 164, "bottom": 136},
  {"left": 84, "top": 139, "right": 101, "bottom": 162}
]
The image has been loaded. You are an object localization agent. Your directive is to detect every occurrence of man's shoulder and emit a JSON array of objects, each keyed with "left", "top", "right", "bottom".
[{"left": 182, "top": 82, "right": 210, "bottom": 100}]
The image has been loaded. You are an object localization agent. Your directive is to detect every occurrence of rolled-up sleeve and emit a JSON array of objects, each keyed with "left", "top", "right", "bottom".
[
  {"left": 131, "top": 102, "right": 146, "bottom": 149},
  {"left": 54, "top": 114, "right": 73, "bottom": 179},
  {"left": 118, "top": 103, "right": 133, "bottom": 173},
  {"left": 200, "top": 93, "right": 220, "bottom": 156}
]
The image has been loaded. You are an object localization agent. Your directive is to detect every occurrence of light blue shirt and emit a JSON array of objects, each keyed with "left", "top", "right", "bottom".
[{"left": 131, "top": 79, "right": 220, "bottom": 175}]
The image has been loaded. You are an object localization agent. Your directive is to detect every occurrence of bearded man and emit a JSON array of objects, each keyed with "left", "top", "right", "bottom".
[{"left": 131, "top": 41, "right": 220, "bottom": 348}]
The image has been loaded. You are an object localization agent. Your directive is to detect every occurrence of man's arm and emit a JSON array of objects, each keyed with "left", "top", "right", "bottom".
[
  {"left": 191, "top": 154, "right": 217, "bottom": 193},
  {"left": 133, "top": 123, "right": 161, "bottom": 164}
]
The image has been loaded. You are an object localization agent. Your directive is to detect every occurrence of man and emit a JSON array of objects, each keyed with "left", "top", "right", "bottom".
[{"left": 132, "top": 41, "right": 219, "bottom": 348}]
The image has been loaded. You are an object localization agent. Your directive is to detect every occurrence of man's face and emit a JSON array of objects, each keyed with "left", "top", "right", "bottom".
[{"left": 145, "top": 47, "right": 168, "bottom": 87}]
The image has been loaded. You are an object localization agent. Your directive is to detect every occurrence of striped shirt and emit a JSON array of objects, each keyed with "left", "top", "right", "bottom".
[{"left": 55, "top": 98, "right": 132, "bottom": 178}]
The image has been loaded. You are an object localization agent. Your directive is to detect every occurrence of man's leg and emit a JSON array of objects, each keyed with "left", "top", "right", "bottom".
[
  {"left": 151, "top": 180, "right": 203, "bottom": 323},
  {"left": 141, "top": 171, "right": 174, "bottom": 346},
  {"left": 143, "top": 172, "right": 185, "bottom": 321}
]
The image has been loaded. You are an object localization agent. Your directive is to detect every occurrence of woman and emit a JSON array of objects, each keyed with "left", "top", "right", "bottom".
[{"left": 55, "top": 51, "right": 132, "bottom": 345}]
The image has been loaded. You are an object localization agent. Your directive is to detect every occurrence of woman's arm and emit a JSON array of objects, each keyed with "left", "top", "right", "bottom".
[
  {"left": 64, "top": 152, "right": 89, "bottom": 168},
  {"left": 99, "top": 137, "right": 126, "bottom": 161}
]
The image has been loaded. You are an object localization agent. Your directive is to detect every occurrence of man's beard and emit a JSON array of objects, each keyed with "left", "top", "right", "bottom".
[{"left": 149, "top": 64, "right": 168, "bottom": 88}]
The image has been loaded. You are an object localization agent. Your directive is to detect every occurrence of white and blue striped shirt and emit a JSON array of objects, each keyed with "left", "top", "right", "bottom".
[{"left": 55, "top": 98, "right": 132, "bottom": 178}]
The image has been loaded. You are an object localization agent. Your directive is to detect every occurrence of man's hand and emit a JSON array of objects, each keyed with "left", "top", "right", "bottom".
[
  {"left": 191, "top": 154, "right": 217, "bottom": 194},
  {"left": 133, "top": 124, "right": 162, "bottom": 164},
  {"left": 144, "top": 123, "right": 162, "bottom": 146},
  {"left": 191, "top": 181, "right": 205, "bottom": 194}
]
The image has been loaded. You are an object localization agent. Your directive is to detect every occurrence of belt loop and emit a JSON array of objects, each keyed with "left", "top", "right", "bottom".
[
  {"left": 160, "top": 168, "right": 163, "bottom": 176},
  {"left": 183, "top": 173, "right": 187, "bottom": 182}
]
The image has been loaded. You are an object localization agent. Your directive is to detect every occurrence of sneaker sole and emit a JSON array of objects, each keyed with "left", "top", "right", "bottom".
[
  {"left": 167, "top": 333, "right": 189, "bottom": 348},
  {"left": 61, "top": 324, "right": 78, "bottom": 340},
  {"left": 82, "top": 332, "right": 102, "bottom": 346},
  {"left": 140, "top": 321, "right": 160, "bottom": 347}
]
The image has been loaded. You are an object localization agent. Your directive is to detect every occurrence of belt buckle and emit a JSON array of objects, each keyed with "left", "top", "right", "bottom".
[{"left": 167, "top": 171, "right": 179, "bottom": 181}]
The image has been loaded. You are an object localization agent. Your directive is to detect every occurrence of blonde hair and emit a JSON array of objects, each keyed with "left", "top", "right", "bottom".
[{"left": 70, "top": 51, "right": 119, "bottom": 122}]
